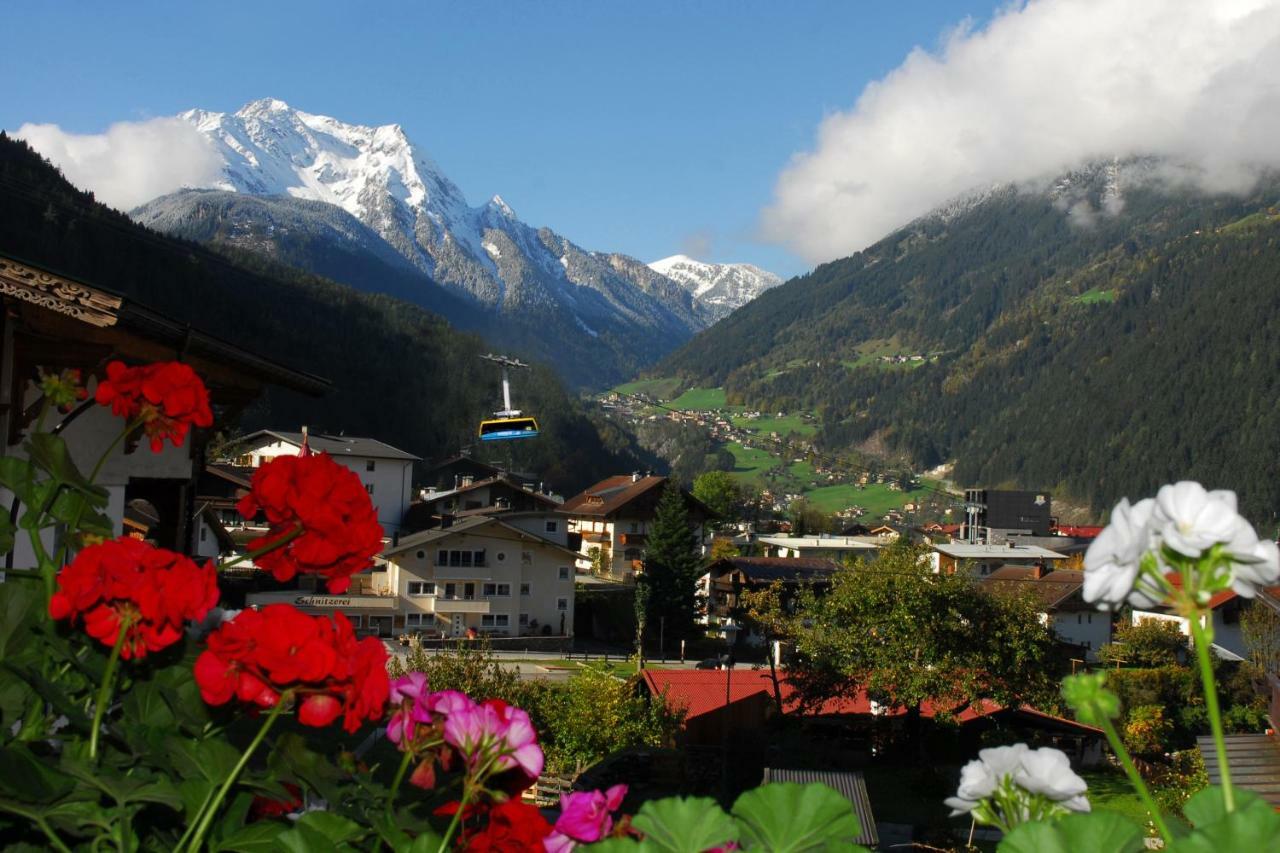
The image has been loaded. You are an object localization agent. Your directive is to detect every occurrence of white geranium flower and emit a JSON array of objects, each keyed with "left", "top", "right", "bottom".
[
  {"left": 1084, "top": 497, "right": 1155, "bottom": 608},
  {"left": 1014, "top": 747, "right": 1089, "bottom": 805},
  {"left": 945, "top": 744, "right": 1027, "bottom": 815},
  {"left": 1225, "top": 531, "right": 1280, "bottom": 598},
  {"left": 1153, "top": 482, "right": 1242, "bottom": 560}
]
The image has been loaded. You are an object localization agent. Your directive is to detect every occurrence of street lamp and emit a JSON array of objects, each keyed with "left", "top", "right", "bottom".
[{"left": 720, "top": 618, "right": 739, "bottom": 802}]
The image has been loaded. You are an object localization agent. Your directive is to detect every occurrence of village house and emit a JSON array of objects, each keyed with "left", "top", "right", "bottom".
[
  {"left": 757, "top": 534, "right": 882, "bottom": 562},
  {"left": 979, "top": 566, "right": 1111, "bottom": 660},
  {"left": 0, "top": 255, "right": 327, "bottom": 569},
  {"left": 928, "top": 541, "right": 1069, "bottom": 576},
  {"left": 559, "top": 473, "right": 713, "bottom": 582},
  {"left": 423, "top": 454, "right": 536, "bottom": 493},
  {"left": 700, "top": 556, "right": 840, "bottom": 637},
  {"left": 233, "top": 429, "right": 419, "bottom": 535},
  {"left": 403, "top": 474, "right": 561, "bottom": 531},
  {"left": 245, "top": 513, "right": 578, "bottom": 639},
  {"left": 1129, "top": 574, "right": 1250, "bottom": 660}
]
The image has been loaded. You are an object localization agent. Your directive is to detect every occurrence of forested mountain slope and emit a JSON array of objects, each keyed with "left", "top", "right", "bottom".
[
  {"left": 0, "top": 134, "right": 630, "bottom": 492},
  {"left": 661, "top": 165, "right": 1280, "bottom": 518}
]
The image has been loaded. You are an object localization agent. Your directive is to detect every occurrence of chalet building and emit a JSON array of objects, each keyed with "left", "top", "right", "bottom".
[
  {"left": 0, "top": 255, "right": 326, "bottom": 570},
  {"left": 757, "top": 534, "right": 882, "bottom": 561},
  {"left": 928, "top": 541, "right": 1069, "bottom": 576},
  {"left": 404, "top": 474, "right": 560, "bottom": 532},
  {"left": 1130, "top": 574, "right": 1249, "bottom": 660},
  {"left": 559, "top": 474, "right": 713, "bottom": 582},
  {"left": 233, "top": 429, "right": 419, "bottom": 535},
  {"left": 963, "top": 489, "right": 1054, "bottom": 539},
  {"left": 423, "top": 454, "right": 538, "bottom": 493},
  {"left": 702, "top": 556, "right": 840, "bottom": 623},
  {"left": 979, "top": 566, "right": 1110, "bottom": 660}
]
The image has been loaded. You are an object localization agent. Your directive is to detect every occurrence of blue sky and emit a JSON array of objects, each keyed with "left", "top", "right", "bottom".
[{"left": 3, "top": 2, "right": 998, "bottom": 277}]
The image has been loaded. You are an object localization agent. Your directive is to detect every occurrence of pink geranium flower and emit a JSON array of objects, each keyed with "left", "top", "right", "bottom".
[
  {"left": 387, "top": 673, "right": 433, "bottom": 747},
  {"left": 545, "top": 784, "right": 628, "bottom": 850},
  {"left": 442, "top": 697, "right": 545, "bottom": 784}
]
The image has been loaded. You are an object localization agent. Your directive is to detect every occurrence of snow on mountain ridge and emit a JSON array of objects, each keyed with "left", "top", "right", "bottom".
[{"left": 648, "top": 254, "right": 783, "bottom": 320}]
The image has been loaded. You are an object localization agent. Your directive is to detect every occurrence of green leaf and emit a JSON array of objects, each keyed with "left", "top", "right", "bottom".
[
  {"left": 732, "top": 782, "right": 866, "bottom": 852},
  {"left": 275, "top": 821, "right": 340, "bottom": 853},
  {"left": 0, "top": 456, "right": 37, "bottom": 504},
  {"left": 123, "top": 681, "right": 177, "bottom": 729},
  {"left": 630, "top": 796, "right": 737, "bottom": 853},
  {"left": 0, "top": 582, "right": 44, "bottom": 660},
  {"left": 214, "top": 821, "right": 290, "bottom": 852},
  {"left": 292, "top": 811, "right": 364, "bottom": 844},
  {"left": 998, "top": 812, "right": 1146, "bottom": 853},
  {"left": 25, "top": 433, "right": 107, "bottom": 501},
  {"left": 401, "top": 830, "right": 445, "bottom": 853},
  {"left": 0, "top": 744, "right": 76, "bottom": 803},
  {"left": 167, "top": 736, "right": 241, "bottom": 782},
  {"left": 1173, "top": 786, "right": 1280, "bottom": 851}
]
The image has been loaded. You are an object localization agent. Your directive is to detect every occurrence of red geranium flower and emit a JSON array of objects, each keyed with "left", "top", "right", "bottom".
[
  {"left": 49, "top": 537, "right": 218, "bottom": 660},
  {"left": 194, "top": 604, "right": 390, "bottom": 732},
  {"left": 94, "top": 360, "right": 214, "bottom": 452},
  {"left": 461, "top": 800, "right": 552, "bottom": 852},
  {"left": 236, "top": 453, "right": 383, "bottom": 593}
]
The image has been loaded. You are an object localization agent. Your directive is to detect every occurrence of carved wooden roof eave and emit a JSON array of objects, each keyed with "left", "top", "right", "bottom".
[{"left": 0, "top": 257, "right": 121, "bottom": 328}]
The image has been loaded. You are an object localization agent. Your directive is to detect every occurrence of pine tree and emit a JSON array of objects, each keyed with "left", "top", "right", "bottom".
[{"left": 642, "top": 482, "right": 703, "bottom": 642}]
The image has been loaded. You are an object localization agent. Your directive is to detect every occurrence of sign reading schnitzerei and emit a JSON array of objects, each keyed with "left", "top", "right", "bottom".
[{"left": 295, "top": 596, "right": 352, "bottom": 607}]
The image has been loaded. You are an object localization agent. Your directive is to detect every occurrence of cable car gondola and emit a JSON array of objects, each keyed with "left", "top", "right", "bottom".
[{"left": 477, "top": 354, "right": 540, "bottom": 442}]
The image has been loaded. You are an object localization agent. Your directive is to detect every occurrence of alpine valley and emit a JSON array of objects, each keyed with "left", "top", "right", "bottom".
[
  {"left": 654, "top": 161, "right": 1280, "bottom": 520},
  {"left": 130, "top": 98, "right": 780, "bottom": 388}
]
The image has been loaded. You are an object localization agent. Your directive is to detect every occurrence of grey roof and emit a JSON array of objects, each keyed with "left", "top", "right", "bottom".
[
  {"left": 244, "top": 430, "right": 420, "bottom": 461},
  {"left": 381, "top": 515, "right": 579, "bottom": 560},
  {"left": 933, "top": 542, "right": 1067, "bottom": 560},
  {"left": 760, "top": 769, "right": 878, "bottom": 846}
]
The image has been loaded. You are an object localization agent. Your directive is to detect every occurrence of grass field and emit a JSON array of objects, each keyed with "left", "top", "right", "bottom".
[
  {"left": 731, "top": 412, "right": 817, "bottom": 438},
  {"left": 1081, "top": 769, "right": 1152, "bottom": 826},
  {"left": 804, "top": 482, "right": 925, "bottom": 516},
  {"left": 670, "top": 386, "right": 728, "bottom": 410},
  {"left": 612, "top": 376, "right": 682, "bottom": 400},
  {"left": 726, "top": 442, "right": 782, "bottom": 485},
  {"left": 1074, "top": 288, "right": 1118, "bottom": 305}
]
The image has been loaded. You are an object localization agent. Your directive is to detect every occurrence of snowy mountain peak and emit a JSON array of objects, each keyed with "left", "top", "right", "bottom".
[
  {"left": 648, "top": 255, "right": 783, "bottom": 319},
  {"left": 486, "top": 194, "right": 516, "bottom": 219}
]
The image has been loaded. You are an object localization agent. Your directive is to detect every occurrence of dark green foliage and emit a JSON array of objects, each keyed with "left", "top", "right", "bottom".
[
  {"left": 642, "top": 483, "right": 705, "bottom": 641},
  {"left": 659, "top": 170, "right": 1280, "bottom": 520},
  {"left": 1100, "top": 619, "right": 1189, "bottom": 667},
  {"left": 0, "top": 134, "right": 631, "bottom": 494}
]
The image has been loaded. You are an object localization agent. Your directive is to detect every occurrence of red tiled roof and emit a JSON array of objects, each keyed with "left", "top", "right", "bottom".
[
  {"left": 641, "top": 670, "right": 1100, "bottom": 733},
  {"left": 1053, "top": 525, "right": 1104, "bottom": 538},
  {"left": 1163, "top": 573, "right": 1239, "bottom": 610},
  {"left": 559, "top": 475, "right": 669, "bottom": 517},
  {"left": 980, "top": 566, "right": 1086, "bottom": 610}
]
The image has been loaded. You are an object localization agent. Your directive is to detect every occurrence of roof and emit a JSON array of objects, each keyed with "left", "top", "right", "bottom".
[
  {"left": 559, "top": 475, "right": 670, "bottom": 517},
  {"left": 758, "top": 536, "right": 881, "bottom": 551},
  {"left": 641, "top": 670, "right": 1101, "bottom": 734},
  {"left": 1156, "top": 573, "right": 1239, "bottom": 611},
  {"left": 425, "top": 475, "right": 560, "bottom": 507},
  {"left": 933, "top": 542, "right": 1068, "bottom": 560},
  {"left": 761, "top": 769, "right": 877, "bottom": 846},
  {"left": 1053, "top": 525, "right": 1104, "bottom": 538},
  {"left": 381, "top": 515, "right": 579, "bottom": 560},
  {"left": 242, "top": 429, "right": 420, "bottom": 461},
  {"left": 709, "top": 556, "right": 841, "bottom": 582},
  {"left": 0, "top": 253, "right": 330, "bottom": 396},
  {"left": 204, "top": 463, "right": 254, "bottom": 489},
  {"left": 980, "top": 567, "right": 1086, "bottom": 610}
]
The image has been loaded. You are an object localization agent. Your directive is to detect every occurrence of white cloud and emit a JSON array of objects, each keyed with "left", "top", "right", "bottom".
[
  {"left": 761, "top": 0, "right": 1280, "bottom": 264},
  {"left": 15, "top": 117, "right": 223, "bottom": 211}
]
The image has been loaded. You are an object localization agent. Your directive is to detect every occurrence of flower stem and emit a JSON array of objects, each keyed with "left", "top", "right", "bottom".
[
  {"left": 182, "top": 694, "right": 290, "bottom": 853},
  {"left": 1189, "top": 614, "right": 1233, "bottom": 812},
  {"left": 89, "top": 618, "right": 130, "bottom": 761},
  {"left": 1097, "top": 714, "right": 1173, "bottom": 843},
  {"left": 437, "top": 782, "right": 474, "bottom": 853},
  {"left": 386, "top": 748, "right": 415, "bottom": 819},
  {"left": 89, "top": 419, "right": 142, "bottom": 485}
]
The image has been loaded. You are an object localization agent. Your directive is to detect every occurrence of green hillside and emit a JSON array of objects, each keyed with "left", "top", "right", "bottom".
[
  {"left": 659, "top": 166, "right": 1280, "bottom": 519},
  {"left": 0, "top": 134, "right": 631, "bottom": 493}
]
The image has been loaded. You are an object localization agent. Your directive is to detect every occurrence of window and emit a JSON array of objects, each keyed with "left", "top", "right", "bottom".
[
  {"left": 200, "top": 527, "right": 208, "bottom": 542},
  {"left": 520, "top": 583, "right": 531, "bottom": 596},
  {"left": 366, "top": 460, "right": 376, "bottom": 472},
  {"left": 481, "top": 614, "right": 510, "bottom": 628},
  {"left": 463, "top": 583, "right": 476, "bottom": 600},
  {"left": 405, "top": 613, "right": 423, "bottom": 627},
  {"left": 557, "top": 597, "right": 569, "bottom": 612},
  {"left": 519, "top": 613, "right": 529, "bottom": 627},
  {"left": 365, "top": 483, "right": 375, "bottom": 495},
  {"left": 558, "top": 566, "right": 570, "bottom": 580},
  {"left": 483, "top": 583, "right": 510, "bottom": 597},
  {"left": 630, "top": 522, "right": 639, "bottom": 533},
  {"left": 408, "top": 581, "right": 435, "bottom": 596},
  {"left": 545, "top": 520, "right": 558, "bottom": 533},
  {"left": 444, "top": 583, "right": 456, "bottom": 599},
  {"left": 497, "top": 551, "right": 506, "bottom": 562},
  {"left": 417, "top": 550, "right": 425, "bottom": 559},
  {"left": 438, "top": 549, "right": 486, "bottom": 567},
  {"left": 347, "top": 615, "right": 362, "bottom": 628}
]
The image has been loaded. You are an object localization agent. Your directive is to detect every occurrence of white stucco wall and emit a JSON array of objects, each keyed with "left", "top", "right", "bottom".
[{"left": 1052, "top": 610, "right": 1112, "bottom": 660}]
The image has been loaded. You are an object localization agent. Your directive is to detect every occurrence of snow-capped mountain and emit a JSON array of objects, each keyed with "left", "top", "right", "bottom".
[
  {"left": 648, "top": 255, "right": 783, "bottom": 320},
  {"left": 139, "top": 98, "right": 713, "bottom": 387}
]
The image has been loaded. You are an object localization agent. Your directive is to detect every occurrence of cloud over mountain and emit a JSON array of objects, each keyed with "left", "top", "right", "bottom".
[
  {"left": 16, "top": 117, "right": 222, "bottom": 211},
  {"left": 761, "top": 0, "right": 1280, "bottom": 264}
]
